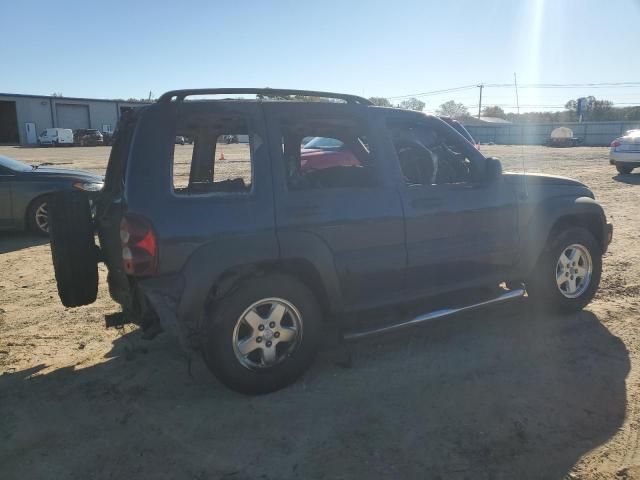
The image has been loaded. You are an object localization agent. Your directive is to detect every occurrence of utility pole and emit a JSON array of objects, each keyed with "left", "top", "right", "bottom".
[
  {"left": 477, "top": 84, "right": 484, "bottom": 119},
  {"left": 513, "top": 73, "right": 520, "bottom": 115}
]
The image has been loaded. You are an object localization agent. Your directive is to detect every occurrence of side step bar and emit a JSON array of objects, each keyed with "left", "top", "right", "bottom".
[{"left": 342, "top": 288, "right": 525, "bottom": 342}]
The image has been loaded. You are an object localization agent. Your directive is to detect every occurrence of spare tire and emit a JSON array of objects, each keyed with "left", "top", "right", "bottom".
[{"left": 48, "top": 191, "right": 99, "bottom": 307}]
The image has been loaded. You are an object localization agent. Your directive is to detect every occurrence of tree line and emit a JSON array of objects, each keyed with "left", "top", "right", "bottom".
[{"left": 369, "top": 95, "right": 640, "bottom": 122}]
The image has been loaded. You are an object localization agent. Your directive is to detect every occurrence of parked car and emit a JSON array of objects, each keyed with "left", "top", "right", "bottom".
[
  {"left": 74, "top": 129, "right": 104, "bottom": 146},
  {"left": 221, "top": 134, "right": 250, "bottom": 144},
  {"left": 300, "top": 136, "right": 362, "bottom": 172},
  {"left": 48, "top": 88, "right": 613, "bottom": 394},
  {"left": 609, "top": 129, "right": 640, "bottom": 174},
  {"left": 38, "top": 128, "right": 74, "bottom": 146},
  {"left": 175, "top": 136, "right": 186, "bottom": 145},
  {"left": 0, "top": 155, "right": 103, "bottom": 235}
]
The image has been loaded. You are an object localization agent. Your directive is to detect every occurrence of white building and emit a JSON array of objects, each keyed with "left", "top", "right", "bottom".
[{"left": 0, "top": 93, "right": 150, "bottom": 145}]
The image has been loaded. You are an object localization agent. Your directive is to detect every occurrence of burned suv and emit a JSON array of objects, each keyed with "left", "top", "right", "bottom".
[{"left": 48, "top": 89, "right": 613, "bottom": 394}]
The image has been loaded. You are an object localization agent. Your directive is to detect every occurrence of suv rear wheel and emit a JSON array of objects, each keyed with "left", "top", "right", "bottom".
[
  {"left": 202, "top": 273, "right": 321, "bottom": 395},
  {"left": 526, "top": 227, "right": 602, "bottom": 312},
  {"left": 616, "top": 164, "right": 634, "bottom": 174}
]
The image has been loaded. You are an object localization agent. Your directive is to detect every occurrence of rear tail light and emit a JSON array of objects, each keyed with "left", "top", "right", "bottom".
[
  {"left": 611, "top": 140, "right": 621, "bottom": 148},
  {"left": 120, "top": 215, "right": 158, "bottom": 276}
]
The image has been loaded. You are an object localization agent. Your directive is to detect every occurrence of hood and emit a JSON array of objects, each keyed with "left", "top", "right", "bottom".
[
  {"left": 28, "top": 166, "right": 104, "bottom": 182},
  {"left": 503, "top": 172, "right": 587, "bottom": 188}
]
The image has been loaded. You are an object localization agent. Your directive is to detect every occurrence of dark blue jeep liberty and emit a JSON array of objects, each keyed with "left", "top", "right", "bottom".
[{"left": 48, "top": 89, "right": 613, "bottom": 394}]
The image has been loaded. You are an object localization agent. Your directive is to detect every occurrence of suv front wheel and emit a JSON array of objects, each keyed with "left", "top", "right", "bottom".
[
  {"left": 526, "top": 227, "right": 602, "bottom": 312},
  {"left": 202, "top": 273, "right": 322, "bottom": 395}
]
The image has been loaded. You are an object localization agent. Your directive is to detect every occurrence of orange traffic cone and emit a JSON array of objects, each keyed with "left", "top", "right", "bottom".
[{"left": 219, "top": 151, "right": 225, "bottom": 161}]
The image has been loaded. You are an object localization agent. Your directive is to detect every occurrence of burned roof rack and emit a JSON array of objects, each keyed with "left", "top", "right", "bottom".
[{"left": 157, "top": 88, "right": 372, "bottom": 105}]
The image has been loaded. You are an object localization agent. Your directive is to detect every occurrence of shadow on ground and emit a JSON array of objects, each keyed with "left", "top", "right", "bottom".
[
  {"left": 613, "top": 173, "right": 640, "bottom": 185},
  {"left": 0, "top": 232, "right": 48, "bottom": 254},
  {"left": 0, "top": 301, "right": 629, "bottom": 479}
]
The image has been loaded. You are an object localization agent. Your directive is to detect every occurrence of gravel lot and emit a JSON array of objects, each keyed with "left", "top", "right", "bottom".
[{"left": 1, "top": 144, "right": 639, "bottom": 479}]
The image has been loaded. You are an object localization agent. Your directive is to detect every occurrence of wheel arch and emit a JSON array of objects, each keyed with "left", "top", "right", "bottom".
[
  {"left": 171, "top": 231, "right": 342, "bottom": 349},
  {"left": 522, "top": 196, "right": 607, "bottom": 275},
  {"left": 545, "top": 211, "right": 605, "bottom": 254},
  {"left": 205, "top": 258, "right": 334, "bottom": 317}
]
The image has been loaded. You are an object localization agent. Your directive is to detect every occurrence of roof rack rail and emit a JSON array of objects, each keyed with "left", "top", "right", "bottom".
[{"left": 157, "top": 88, "right": 372, "bottom": 105}]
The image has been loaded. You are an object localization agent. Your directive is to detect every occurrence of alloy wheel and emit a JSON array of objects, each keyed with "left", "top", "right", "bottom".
[
  {"left": 232, "top": 298, "right": 303, "bottom": 370},
  {"left": 555, "top": 243, "right": 592, "bottom": 298},
  {"left": 35, "top": 202, "right": 49, "bottom": 233}
]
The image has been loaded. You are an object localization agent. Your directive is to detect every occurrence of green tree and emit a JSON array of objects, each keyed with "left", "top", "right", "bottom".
[
  {"left": 482, "top": 105, "right": 506, "bottom": 119},
  {"left": 368, "top": 97, "right": 392, "bottom": 107},
  {"left": 622, "top": 107, "right": 640, "bottom": 121},
  {"left": 565, "top": 96, "right": 615, "bottom": 121},
  {"left": 398, "top": 97, "right": 426, "bottom": 111},
  {"left": 436, "top": 100, "right": 469, "bottom": 119}
]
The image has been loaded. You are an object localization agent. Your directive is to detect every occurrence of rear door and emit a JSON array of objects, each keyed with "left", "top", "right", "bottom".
[{"left": 264, "top": 102, "right": 407, "bottom": 311}]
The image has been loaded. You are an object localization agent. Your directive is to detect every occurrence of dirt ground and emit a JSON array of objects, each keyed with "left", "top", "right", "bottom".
[{"left": 1, "top": 144, "right": 639, "bottom": 479}]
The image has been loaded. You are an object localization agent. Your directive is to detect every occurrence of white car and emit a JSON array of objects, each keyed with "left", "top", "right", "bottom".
[
  {"left": 38, "top": 128, "right": 74, "bottom": 147},
  {"left": 610, "top": 129, "right": 640, "bottom": 174}
]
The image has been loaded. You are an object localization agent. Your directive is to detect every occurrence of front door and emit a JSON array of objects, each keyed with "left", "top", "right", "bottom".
[
  {"left": 264, "top": 103, "right": 406, "bottom": 311},
  {"left": 382, "top": 113, "right": 519, "bottom": 297}
]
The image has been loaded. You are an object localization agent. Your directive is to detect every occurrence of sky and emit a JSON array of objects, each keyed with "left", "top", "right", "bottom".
[{"left": 2, "top": 0, "right": 640, "bottom": 113}]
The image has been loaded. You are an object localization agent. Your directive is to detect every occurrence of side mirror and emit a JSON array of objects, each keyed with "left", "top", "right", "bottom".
[{"left": 485, "top": 157, "right": 502, "bottom": 183}]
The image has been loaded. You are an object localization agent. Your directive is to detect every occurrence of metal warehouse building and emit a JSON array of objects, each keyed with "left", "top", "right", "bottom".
[{"left": 0, "top": 93, "right": 149, "bottom": 145}]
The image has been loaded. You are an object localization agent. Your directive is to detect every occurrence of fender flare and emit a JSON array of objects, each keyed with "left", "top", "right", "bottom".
[
  {"left": 521, "top": 196, "right": 607, "bottom": 274},
  {"left": 169, "top": 231, "right": 341, "bottom": 344}
]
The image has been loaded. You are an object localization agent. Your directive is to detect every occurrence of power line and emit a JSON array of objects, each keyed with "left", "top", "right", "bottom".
[
  {"left": 485, "top": 82, "right": 640, "bottom": 89},
  {"left": 462, "top": 102, "right": 640, "bottom": 111},
  {"left": 388, "top": 84, "right": 478, "bottom": 99},
  {"left": 465, "top": 102, "right": 640, "bottom": 107},
  {"left": 387, "top": 81, "right": 640, "bottom": 100}
]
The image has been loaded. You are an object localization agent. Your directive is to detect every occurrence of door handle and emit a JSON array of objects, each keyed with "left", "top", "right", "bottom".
[{"left": 411, "top": 197, "right": 442, "bottom": 210}]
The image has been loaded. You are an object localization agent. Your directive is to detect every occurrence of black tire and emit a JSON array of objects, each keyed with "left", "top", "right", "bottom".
[
  {"left": 202, "top": 273, "right": 322, "bottom": 395},
  {"left": 26, "top": 195, "right": 51, "bottom": 236},
  {"left": 616, "top": 164, "right": 634, "bottom": 174},
  {"left": 48, "top": 191, "right": 98, "bottom": 307},
  {"left": 526, "top": 227, "right": 602, "bottom": 313}
]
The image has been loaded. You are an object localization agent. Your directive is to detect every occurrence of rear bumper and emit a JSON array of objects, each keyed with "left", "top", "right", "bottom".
[
  {"left": 610, "top": 150, "right": 640, "bottom": 165},
  {"left": 134, "top": 273, "right": 190, "bottom": 343}
]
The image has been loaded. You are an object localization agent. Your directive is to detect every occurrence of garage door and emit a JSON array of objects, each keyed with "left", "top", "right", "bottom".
[{"left": 56, "top": 104, "right": 90, "bottom": 130}]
